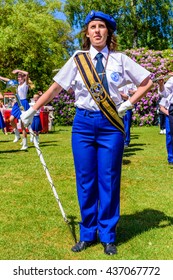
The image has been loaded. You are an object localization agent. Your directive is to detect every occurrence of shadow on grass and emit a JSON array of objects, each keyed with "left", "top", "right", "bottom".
[
  {"left": 0, "top": 149, "right": 23, "bottom": 154},
  {"left": 125, "top": 143, "right": 147, "bottom": 152},
  {"left": 0, "top": 140, "right": 12, "bottom": 143},
  {"left": 67, "top": 215, "right": 78, "bottom": 243},
  {"left": 116, "top": 208, "right": 173, "bottom": 245},
  {"left": 29, "top": 143, "right": 59, "bottom": 149},
  {"left": 122, "top": 143, "right": 147, "bottom": 163},
  {"left": 64, "top": 209, "right": 173, "bottom": 247},
  {"left": 130, "top": 133, "right": 140, "bottom": 140}
]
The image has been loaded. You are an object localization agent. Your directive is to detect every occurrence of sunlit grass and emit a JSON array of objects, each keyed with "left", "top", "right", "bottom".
[{"left": 0, "top": 125, "right": 173, "bottom": 260}]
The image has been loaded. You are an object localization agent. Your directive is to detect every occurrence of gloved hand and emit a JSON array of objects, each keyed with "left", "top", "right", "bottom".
[
  {"left": 117, "top": 100, "right": 133, "bottom": 118},
  {"left": 20, "top": 107, "right": 36, "bottom": 127}
]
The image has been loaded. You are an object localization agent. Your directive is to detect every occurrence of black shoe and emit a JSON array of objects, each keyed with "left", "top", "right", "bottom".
[
  {"left": 102, "top": 242, "right": 117, "bottom": 255},
  {"left": 71, "top": 241, "right": 96, "bottom": 252},
  {"left": 168, "top": 162, "right": 173, "bottom": 165}
]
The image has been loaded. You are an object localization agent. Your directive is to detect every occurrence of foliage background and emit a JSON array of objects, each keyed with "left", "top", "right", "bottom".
[
  {"left": 64, "top": 0, "right": 173, "bottom": 50},
  {"left": 0, "top": 0, "right": 74, "bottom": 93},
  {"left": 0, "top": 0, "right": 173, "bottom": 126}
]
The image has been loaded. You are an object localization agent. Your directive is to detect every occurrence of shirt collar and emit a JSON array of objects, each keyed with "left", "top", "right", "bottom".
[{"left": 89, "top": 45, "right": 109, "bottom": 60}]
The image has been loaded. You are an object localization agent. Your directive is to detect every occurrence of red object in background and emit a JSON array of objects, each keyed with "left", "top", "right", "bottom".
[
  {"left": 40, "top": 111, "right": 49, "bottom": 133},
  {"left": 3, "top": 92, "right": 49, "bottom": 133},
  {"left": 3, "top": 109, "right": 14, "bottom": 132},
  {"left": 4, "top": 109, "right": 49, "bottom": 133}
]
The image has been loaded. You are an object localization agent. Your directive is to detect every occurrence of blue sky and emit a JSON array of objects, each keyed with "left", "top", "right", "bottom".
[{"left": 55, "top": 0, "right": 66, "bottom": 21}]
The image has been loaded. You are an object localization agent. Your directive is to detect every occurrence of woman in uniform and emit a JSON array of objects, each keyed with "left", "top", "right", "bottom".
[{"left": 21, "top": 10, "right": 153, "bottom": 255}]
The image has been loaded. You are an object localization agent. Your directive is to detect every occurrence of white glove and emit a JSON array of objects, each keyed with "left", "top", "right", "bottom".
[
  {"left": 117, "top": 100, "right": 133, "bottom": 117},
  {"left": 20, "top": 107, "right": 36, "bottom": 127}
]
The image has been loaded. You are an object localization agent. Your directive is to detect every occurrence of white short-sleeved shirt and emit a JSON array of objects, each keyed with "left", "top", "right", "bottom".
[
  {"left": 158, "top": 77, "right": 173, "bottom": 105},
  {"left": 118, "top": 83, "right": 137, "bottom": 97},
  {"left": 159, "top": 95, "right": 173, "bottom": 110},
  {"left": 53, "top": 45, "right": 151, "bottom": 111},
  {"left": 18, "top": 81, "right": 29, "bottom": 100},
  {"left": 159, "top": 97, "right": 169, "bottom": 109}
]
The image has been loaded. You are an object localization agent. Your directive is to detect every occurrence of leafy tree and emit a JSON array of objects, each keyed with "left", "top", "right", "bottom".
[
  {"left": 64, "top": 0, "right": 173, "bottom": 50},
  {"left": 0, "top": 0, "right": 74, "bottom": 94}
]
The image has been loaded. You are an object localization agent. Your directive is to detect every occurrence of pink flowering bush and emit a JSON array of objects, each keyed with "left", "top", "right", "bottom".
[
  {"left": 125, "top": 48, "right": 173, "bottom": 126},
  {"left": 51, "top": 90, "right": 75, "bottom": 125}
]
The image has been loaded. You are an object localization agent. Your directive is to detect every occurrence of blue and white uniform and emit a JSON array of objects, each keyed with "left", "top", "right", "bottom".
[
  {"left": 11, "top": 81, "right": 30, "bottom": 119},
  {"left": 159, "top": 77, "right": 173, "bottom": 164},
  {"left": 53, "top": 45, "right": 151, "bottom": 243},
  {"left": 119, "top": 83, "right": 137, "bottom": 147},
  {"left": 31, "top": 107, "right": 42, "bottom": 133}
]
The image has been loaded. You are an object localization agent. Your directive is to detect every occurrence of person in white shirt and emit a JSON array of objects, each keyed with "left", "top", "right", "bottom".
[
  {"left": 21, "top": 10, "right": 153, "bottom": 255},
  {"left": 119, "top": 83, "right": 137, "bottom": 148},
  {"left": 0, "top": 70, "right": 30, "bottom": 150},
  {"left": 30, "top": 94, "right": 42, "bottom": 144},
  {"left": 158, "top": 74, "right": 173, "bottom": 165}
]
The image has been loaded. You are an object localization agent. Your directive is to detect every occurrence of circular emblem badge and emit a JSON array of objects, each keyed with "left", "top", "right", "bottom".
[
  {"left": 90, "top": 83, "right": 105, "bottom": 102},
  {"left": 111, "top": 72, "right": 119, "bottom": 82}
]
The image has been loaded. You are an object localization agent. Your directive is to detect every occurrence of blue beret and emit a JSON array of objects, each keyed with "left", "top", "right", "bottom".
[{"left": 85, "top": 10, "right": 116, "bottom": 31}]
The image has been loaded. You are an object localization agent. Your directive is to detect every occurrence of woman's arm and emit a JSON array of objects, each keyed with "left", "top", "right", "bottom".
[
  {"left": 119, "top": 91, "right": 128, "bottom": 100},
  {"left": 32, "top": 82, "right": 63, "bottom": 111},
  {"left": 21, "top": 82, "right": 63, "bottom": 127},
  {"left": 12, "top": 69, "right": 29, "bottom": 84},
  {"left": 159, "top": 105, "right": 168, "bottom": 116},
  {"left": 129, "top": 76, "right": 153, "bottom": 104},
  {"left": 0, "top": 76, "right": 10, "bottom": 82},
  {"left": 117, "top": 76, "right": 153, "bottom": 117}
]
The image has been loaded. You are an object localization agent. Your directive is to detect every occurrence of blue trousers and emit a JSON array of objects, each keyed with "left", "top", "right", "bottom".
[
  {"left": 72, "top": 108, "right": 124, "bottom": 243},
  {"left": 165, "top": 116, "right": 173, "bottom": 163},
  {"left": 123, "top": 109, "right": 133, "bottom": 146}
]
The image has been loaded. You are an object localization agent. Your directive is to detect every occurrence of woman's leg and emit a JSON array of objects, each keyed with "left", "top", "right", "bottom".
[
  {"left": 10, "top": 115, "right": 21, "bottom": 142},
  {"left": 97, "top": 119, "right": 124, "bottom": 243},
  {"left": 72, "top": 110, "right": 99, "bottom": 242},
  {"left": 165, "top": 116, "right": 173, "bottom": 163}
]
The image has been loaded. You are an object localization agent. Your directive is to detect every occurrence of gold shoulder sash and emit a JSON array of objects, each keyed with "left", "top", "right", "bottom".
[{"left": 74, "top": 52, "right": 124, "bottom": 134}]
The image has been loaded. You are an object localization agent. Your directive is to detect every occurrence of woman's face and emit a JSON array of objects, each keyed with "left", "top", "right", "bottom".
[
  {"left": 17, "top": 74, "right": 25, "bottom": 85},
  {"left": 86, "top": 20, "right": 108, "bottom": 51}
]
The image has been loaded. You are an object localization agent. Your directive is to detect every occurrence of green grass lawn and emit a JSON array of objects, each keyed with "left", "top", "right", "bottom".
[{"left": 0, "top": 126, "right": 173, "bottom": 260}]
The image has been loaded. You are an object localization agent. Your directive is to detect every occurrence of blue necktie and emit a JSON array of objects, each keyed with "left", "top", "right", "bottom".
[{"left": 95, "top": 52, "right": 110, "bottom": 94}]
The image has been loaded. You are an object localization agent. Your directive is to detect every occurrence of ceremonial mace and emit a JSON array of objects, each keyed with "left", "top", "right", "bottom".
[{"left": 6, "top": 80, "right": 77, "bottom": 243}]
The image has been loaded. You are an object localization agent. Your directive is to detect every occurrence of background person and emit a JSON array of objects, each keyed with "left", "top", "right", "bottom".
[
  {"left": 0, "top": 100, "right": 8, "bottom": 135},
  {"left": 0, "top": 70, "right": 30, "bottom": 150},
  {"left": 21, "top": 10, "right": 153, "bottom": 255},
  {"left": 159, "top": 97, "right": 173, "bottom": 165},
  {"left": 30, "top": 94, "right": 42, "bottom": 144},
  {"left": 119, "top": 83, "right": 137, "bottom": 148},
  {"left": 158, "top": 73, "right": 173, "bottom": 165}
]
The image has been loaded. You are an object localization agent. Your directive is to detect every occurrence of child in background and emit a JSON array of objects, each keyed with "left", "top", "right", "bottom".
[
  {"left": 30, "top": 94, "right": 42, "bottom": 144},
  {"left": 0, "top": 70, "right": 30, "bottom": 150}
]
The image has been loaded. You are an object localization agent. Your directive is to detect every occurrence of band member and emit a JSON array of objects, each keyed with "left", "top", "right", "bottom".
[
  {"left": 119, "top": 83, "right": 137, "bottom": 148},
  {"left": 21, "top": 10, "right": 153, "bottom": 255},
  {"left": 30, "top": 94, "right": 42, "bottom": 144},
  {"left": 0, "top": 70, "right": 30, "bottom": 150},
  {"left": 158, "top": 73, "right": 173, "bottom": 164}
]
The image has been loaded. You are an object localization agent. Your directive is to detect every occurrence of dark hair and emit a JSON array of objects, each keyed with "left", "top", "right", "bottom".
[{"left": 81, "top": 22, "right": 117, "bottom": 51}]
